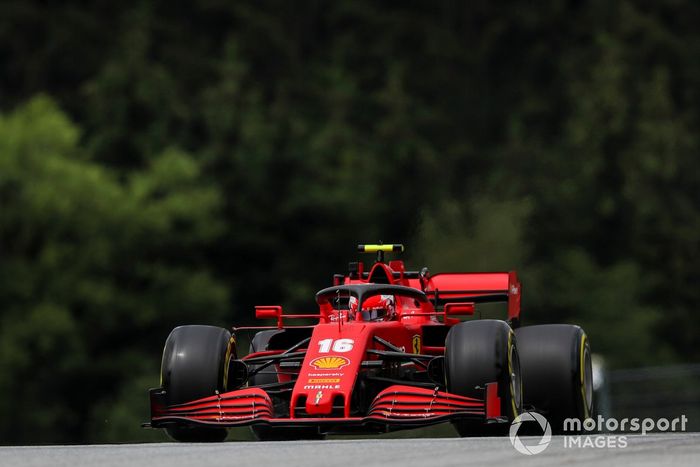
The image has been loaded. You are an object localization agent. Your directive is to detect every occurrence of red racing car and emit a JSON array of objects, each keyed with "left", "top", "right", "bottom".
[{"left": 146, "top": 244, "right": 593, "bottom": 441}]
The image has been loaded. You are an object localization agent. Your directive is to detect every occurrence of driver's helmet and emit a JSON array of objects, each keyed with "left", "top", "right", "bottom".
[{"left": 349, "top": 294, "right": 395, "bottom": 321}]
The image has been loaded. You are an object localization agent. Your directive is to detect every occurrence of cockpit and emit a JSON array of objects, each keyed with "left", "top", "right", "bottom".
[{"left": 316, "top": 284, "right": 430, "bottom": 323}]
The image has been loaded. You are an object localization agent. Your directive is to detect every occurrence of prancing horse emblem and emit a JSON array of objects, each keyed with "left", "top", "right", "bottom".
[{"left": 412, "top": 335, "right": 421, "bottom": 354}]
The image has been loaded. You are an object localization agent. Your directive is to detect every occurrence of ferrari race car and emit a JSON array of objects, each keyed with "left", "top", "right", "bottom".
[{"left": 146, "top": 244, "right": 593, "bottom": 441}]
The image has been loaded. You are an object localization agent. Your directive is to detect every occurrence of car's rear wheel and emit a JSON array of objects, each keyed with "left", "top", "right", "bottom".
[
  {"left": 248, "top": 330, "right": 324, "bottom": 441},
  {"left": 515, "top": 324, "right": 593, "bottom": 433},
  {"left": 161, "top": 325, "right": 233, "bottom": 442},
  {"left": 445, "top": 320, "right": 522, "bottom": 436}
]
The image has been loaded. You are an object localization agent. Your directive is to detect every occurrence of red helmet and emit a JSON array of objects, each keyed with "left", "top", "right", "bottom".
[{"left": 354, "top": 294, "right": 395, "bottom": 321}]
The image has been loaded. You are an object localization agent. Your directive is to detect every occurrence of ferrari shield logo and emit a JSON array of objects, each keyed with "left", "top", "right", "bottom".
[{"left": 412, "top": 335, "right": 421, "bottom": 354}]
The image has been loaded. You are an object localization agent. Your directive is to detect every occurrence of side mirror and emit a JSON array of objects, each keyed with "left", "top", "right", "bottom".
[
  {"left": 255, "top": 305, "right": 283, "bottom": 327},
  {"left": 444, "top": 302, "right": 475, "bottom": 316}
]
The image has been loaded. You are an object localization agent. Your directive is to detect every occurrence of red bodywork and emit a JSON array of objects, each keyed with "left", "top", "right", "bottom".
[{"left": 150, "top": 257, "right": 520, "bottom": 434}]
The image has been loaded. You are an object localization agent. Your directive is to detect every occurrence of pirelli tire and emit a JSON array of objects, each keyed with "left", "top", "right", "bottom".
[
  {"left": 248, "top": 330, "right": 324, "bottom": 441},
  {"left": 515, "top": 324, "right": 593, "bottom": 433},
  {"left": 445, "top": 320, "right": 522, "bottom": 436},
  {"left": 160, "top": 325, "right": 234, "bottom": 442}
]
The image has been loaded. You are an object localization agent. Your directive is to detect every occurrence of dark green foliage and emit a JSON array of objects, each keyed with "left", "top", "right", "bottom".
[
  {"left": 0, "top": 97, "right": 228, "bottom": 443},
  {"left": 0, "top": 0, "right": 698, "bottom": 443}
]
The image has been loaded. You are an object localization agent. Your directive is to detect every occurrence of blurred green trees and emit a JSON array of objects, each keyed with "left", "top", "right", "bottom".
[
  {"left": 0, "top": 0, "right": 698, "bottom": 443},
  {"left": 0, "top": 97, "right": 228, "bottom": 442}
]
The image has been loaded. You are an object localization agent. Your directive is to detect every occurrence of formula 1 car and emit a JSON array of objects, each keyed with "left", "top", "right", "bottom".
[{"left": 146, "top": 244, "right": 593, "bottom": 441}]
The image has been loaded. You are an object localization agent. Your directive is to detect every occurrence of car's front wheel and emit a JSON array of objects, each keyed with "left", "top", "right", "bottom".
[
  {"left": 161, "top": 325, "right": 234, "bottom": 442},
  {"left": 445, "top": 320, "right": 522, "bottom": 436}
]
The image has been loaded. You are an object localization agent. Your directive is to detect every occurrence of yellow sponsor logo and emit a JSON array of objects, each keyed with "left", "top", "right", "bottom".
[
  {"left": 309, "top": 356, "right": 350, "bottom": 370},
  {"left": 412, "top": 335, "right": 421, "bottom": 354},
  {"left": 308, "top": 378, "right": 341, "bottom": 383}
]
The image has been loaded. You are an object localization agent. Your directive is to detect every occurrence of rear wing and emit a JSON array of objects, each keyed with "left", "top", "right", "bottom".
[{"left": 424, "top": 271, "right": 521, "bottom": 325}]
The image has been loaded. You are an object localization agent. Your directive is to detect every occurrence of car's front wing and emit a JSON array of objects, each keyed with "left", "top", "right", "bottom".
[{"left": 147, "top": 383, "right": 505, "bottom": 432}]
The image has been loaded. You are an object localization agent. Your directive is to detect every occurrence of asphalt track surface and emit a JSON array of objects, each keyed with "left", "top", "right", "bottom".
[{"left": 1, "top": 434, "right": 698, "bottom": 467}]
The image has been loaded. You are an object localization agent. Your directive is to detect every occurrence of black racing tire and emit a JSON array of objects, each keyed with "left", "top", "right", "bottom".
[
  {"left": 515, "top": 324, "right": 593, "bottom": 433},
  {"left": 445, "top": 320, "right": 522, "bottom": 436},
  {"left": 161, "top": 325, "right": 233, "bottom": 442},
  {"left": 248, "top": 330, "right": 324, "bottom": 441}
]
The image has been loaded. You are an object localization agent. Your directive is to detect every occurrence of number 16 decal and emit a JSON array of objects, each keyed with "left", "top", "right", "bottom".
[{"left": 317, "top": 338, "right": 354, "bottom": 353}]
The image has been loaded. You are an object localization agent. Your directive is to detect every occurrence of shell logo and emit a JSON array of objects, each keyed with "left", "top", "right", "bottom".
[{"left": 309, "top": 356, "right": 350, "bottom": 370}]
